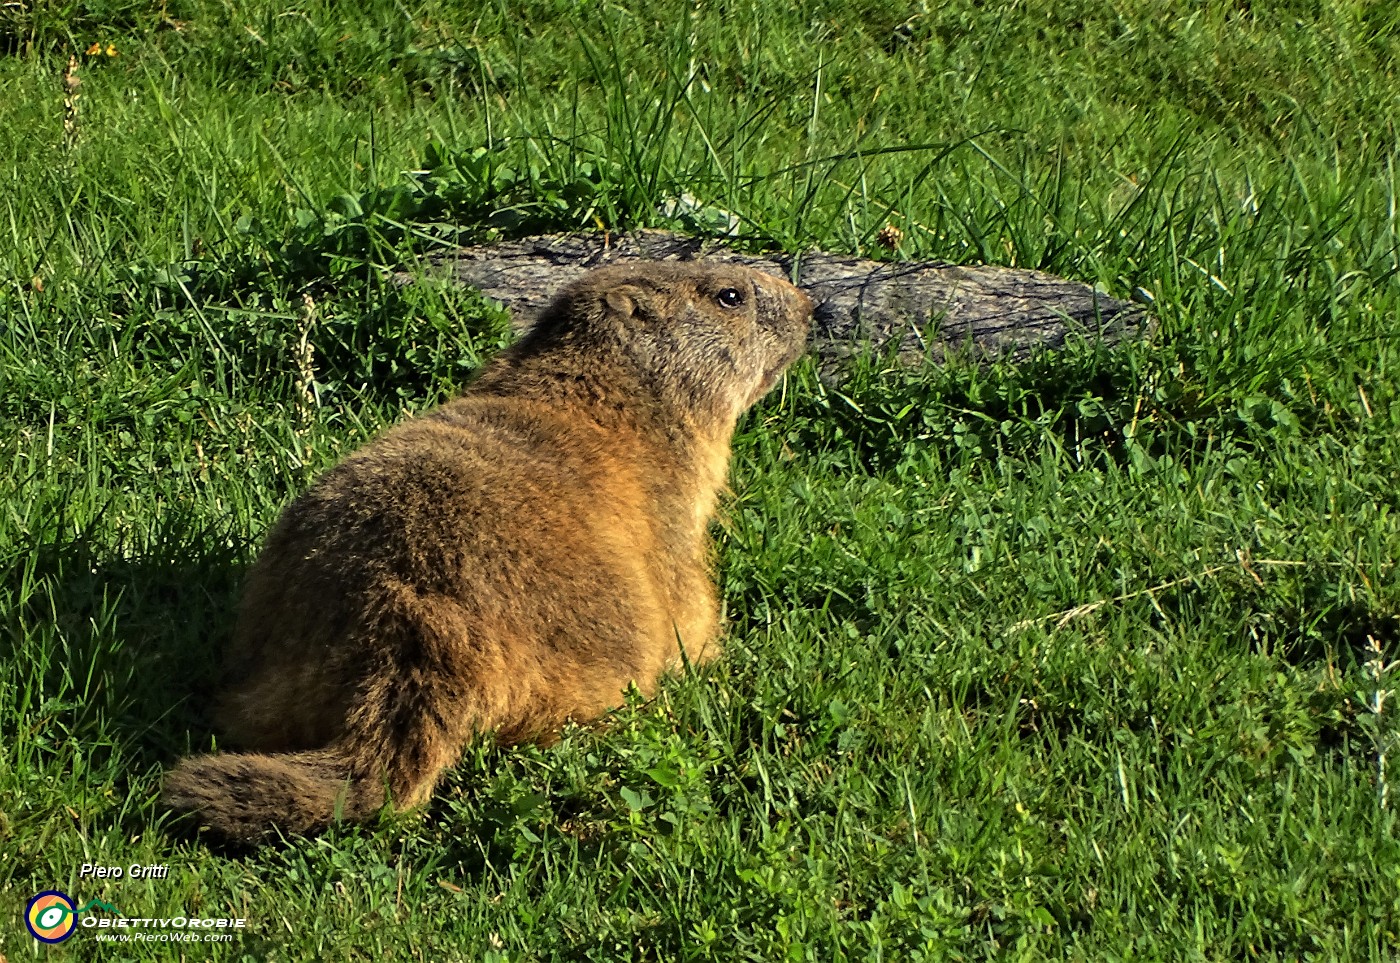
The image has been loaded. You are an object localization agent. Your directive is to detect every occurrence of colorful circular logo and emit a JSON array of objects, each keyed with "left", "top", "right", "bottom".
[{"left": 26, "top": 890, "right": 78, "bottom": 943}]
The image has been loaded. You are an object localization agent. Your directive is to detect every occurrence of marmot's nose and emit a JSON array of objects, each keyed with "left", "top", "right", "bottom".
[{"left": 754, "top": 271, "right": 815, "bottom": 325}]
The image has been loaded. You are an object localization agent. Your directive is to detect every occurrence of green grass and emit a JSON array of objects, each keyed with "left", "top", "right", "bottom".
[{"left": 2, "top": 0, "right": 1399, "bottom": 958}]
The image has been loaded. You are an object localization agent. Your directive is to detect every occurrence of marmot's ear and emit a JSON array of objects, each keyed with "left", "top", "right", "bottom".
[{"left": 604, "top": 285, "right": 644, "bottom": 318}]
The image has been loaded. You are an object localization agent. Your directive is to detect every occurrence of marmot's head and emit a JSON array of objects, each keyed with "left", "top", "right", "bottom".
[{"left": 526, "top": 262, "right": 813, "bottom": 428}]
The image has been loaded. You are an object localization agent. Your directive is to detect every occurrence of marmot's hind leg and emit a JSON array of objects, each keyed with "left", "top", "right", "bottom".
[
  {"left": 165, "top": 588, "right": 487, "bottom": 840},
  {"left": 333, "top": 583, "right": 491, "bottom": 810}
]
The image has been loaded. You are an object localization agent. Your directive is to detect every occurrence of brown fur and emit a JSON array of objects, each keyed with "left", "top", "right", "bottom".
[{"left": 162, "top": 262, "right": 813, "bottom": 843}]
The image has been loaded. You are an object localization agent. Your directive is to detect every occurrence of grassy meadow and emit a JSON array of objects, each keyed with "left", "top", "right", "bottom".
[{"left": 2, "top": 0, "right": 1399, "bottom": 958}]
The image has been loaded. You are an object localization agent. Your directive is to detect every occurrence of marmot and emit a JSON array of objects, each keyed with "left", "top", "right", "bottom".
[{"left": 162, "top": 261, "right": 813, "bottom": 843}]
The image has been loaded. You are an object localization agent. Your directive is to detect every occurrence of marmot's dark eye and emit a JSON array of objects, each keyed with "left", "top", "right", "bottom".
[{"left": 716, "top": 288, "right": 745, "bottom": 308}]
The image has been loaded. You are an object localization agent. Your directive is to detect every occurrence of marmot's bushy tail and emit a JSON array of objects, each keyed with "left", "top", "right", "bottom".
[{"left": 161, "top": 748, "right": 385, "bottom": 843}]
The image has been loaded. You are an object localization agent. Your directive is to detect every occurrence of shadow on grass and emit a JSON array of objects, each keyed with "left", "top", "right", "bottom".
[{"left": 0, "top": 515, "right": 252, "bottom": 822}]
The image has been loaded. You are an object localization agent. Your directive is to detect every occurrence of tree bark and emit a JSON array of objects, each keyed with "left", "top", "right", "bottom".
[{"left": 406, "top": 230, "right": 1150, "bottom": 370}]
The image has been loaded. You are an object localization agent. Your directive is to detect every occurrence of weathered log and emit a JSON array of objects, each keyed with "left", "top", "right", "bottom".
[{"left": 405, "top": 230, "right": 1149, "bottom": 368}]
